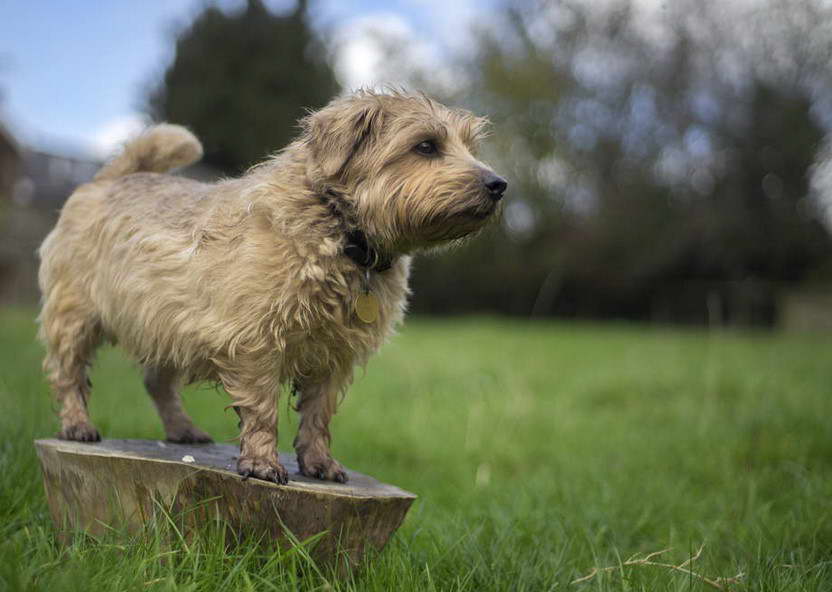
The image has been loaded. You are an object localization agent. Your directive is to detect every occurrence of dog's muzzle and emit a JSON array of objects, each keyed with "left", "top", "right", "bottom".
[{"left": 483, "top": 171, "right": 508, "bottom": 201}]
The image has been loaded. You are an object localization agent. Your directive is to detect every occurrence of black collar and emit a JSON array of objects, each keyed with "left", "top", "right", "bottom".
[
  {"left": 318, "top": 188, "right": 394, "bottom": 273},
  {"left": 343, "top": 229, "right": 394, "bottom": 272}
]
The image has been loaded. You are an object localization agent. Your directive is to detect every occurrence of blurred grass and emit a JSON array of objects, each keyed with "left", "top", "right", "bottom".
[{"left": 2, "top": 307, "right": 832, "bottom": 590}]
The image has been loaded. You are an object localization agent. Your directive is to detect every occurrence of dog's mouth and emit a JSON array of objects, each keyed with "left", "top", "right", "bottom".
[
  {"left": 415, "top": 190, "right": 503, "bottom": 245},
  {"left": 464, "top": 196, "right": 500, "bottom": 221},
  {"left": 437, "top": 198, "right": 499, "bottom": 240}
]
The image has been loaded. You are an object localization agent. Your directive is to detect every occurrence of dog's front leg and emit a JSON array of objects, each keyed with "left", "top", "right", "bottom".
[
  {"left": 221, "top": 370, "right": 288, "bottom": 485},
  {"left": 235, "top": 404, "right": 288, "bottom": 484},
  {"left": 293, "top": 377, "right": 348, "bottom": 483}
]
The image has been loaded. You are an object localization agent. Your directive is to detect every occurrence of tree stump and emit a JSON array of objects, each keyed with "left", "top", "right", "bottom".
[{"left": 34, "top": 439, "right": 416, "bottom": 569}]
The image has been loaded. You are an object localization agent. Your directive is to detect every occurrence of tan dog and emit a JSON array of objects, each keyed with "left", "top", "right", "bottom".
[{"left": 37, "top": 91, "right": 507, "bottom": 484}]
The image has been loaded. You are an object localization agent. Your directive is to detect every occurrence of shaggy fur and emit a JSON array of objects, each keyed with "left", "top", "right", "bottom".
[{"left": 37, "top": 91, "right": 506, "bottom": 484}]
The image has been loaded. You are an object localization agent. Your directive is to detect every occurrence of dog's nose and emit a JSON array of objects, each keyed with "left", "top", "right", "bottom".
[{"left": 483, "top": 172, "right": 507, "bottom": 200}]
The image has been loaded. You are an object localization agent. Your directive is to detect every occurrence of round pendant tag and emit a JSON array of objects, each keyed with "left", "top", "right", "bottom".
[{"left": 355, "top": 292, "right": 380, "bottom": 323}]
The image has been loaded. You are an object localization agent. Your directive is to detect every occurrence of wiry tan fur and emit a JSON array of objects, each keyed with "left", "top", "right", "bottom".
[{"left": 37, "top": 91, "right": 504, "bottom": 484}]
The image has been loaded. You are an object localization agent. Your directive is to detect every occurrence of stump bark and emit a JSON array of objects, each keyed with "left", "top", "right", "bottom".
[{"left": 34, "top": 439, "right": 416, "bottom": 568}]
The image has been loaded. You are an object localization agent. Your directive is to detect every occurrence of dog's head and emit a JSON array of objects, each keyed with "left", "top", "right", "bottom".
[{"left": 302, "top": 90, "right": 507, "bottom": 252}]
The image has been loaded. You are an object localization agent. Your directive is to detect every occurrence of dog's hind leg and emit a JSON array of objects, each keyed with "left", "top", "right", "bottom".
[
  {"left": 39, "top": 292, "right": 102, "bottom": 442},
  {"left": 293, "top": 376, "right": 348, "bottom": 483},
  {"left": 143, "top": 365, "right": 213, "bottom": 443}
]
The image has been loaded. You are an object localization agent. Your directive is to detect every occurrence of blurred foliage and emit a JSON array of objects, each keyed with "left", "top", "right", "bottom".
[
  {"left": 410, "top": 0, "right": 832, "bottom": 324},
  {"left": 148, "top": 0, "right": 337, "bottom": 174}
]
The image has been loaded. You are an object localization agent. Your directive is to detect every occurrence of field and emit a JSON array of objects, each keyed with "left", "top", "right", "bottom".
[{"left": 2, "top": 307, "right": 832, "bottom": 591}]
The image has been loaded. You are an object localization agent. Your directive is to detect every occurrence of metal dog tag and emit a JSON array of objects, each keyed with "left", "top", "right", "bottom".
[{"left": 355, "top": 292, "right": 379, "bottom": 323}]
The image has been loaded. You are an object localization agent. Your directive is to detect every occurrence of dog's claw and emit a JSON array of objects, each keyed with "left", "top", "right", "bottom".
[
  {"left": 237, "top": 456, "right": 288, "bottom": 485},
  {"left": 167, "top": 426, "right": 214, "bottom": 444},
  {"left": 58, "top": 422, "right": 101, "bottom": 443},
  {"left": 297, "top": 454, "right": 349, "bottom": 483}
]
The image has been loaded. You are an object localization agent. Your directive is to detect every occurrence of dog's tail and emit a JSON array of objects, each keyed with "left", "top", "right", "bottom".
[{"left": 93, "top": 124, "right": 203, "bottom": 181}]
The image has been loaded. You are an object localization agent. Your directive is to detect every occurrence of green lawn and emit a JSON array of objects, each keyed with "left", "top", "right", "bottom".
[{"left": 2, "top": 307, "right": 832, "bottom": 591}]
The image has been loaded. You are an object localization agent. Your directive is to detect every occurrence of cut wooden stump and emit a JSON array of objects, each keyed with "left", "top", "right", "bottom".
[{"left": 34, "top": 439, "right": 416, "bottom": 569}]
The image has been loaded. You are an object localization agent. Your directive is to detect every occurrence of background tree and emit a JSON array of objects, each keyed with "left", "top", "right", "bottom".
[
  {"left": 148, "top": 0, "right": 338, "bottom": 174},
  {"left": 409, "top": 0, "right": 832, "bottom": 324}
]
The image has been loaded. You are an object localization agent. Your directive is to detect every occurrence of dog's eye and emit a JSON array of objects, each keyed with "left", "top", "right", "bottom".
[{"left": 414, "top": 140, "right": 438, "bottom": 156}]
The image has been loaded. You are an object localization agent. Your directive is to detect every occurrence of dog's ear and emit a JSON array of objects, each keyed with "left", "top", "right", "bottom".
[{"left": 303, "top": 97, "right": 385, "bottom": 178}]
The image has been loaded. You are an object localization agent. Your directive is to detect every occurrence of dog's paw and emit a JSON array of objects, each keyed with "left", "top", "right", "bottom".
[
  {"left": 237, "top": 456, "right": 289, "bottom": 485},
  {"left": 58, "top": 422, "right": 101, "bottom": 442},
  {"left": 297, "top": 454, "right": 348, "bottom": 483},
  {"left": 167, "top": 426, "right": 214, "bottom": 444}
]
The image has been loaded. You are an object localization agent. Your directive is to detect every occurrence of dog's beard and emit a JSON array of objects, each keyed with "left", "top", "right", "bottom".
[{"left": 412, "top": 195, "right": 499, "bottom": 245}]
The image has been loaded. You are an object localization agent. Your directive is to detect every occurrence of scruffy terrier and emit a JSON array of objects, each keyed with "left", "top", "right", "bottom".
[{"left": 38, "top": 91, "right": 507, "bottom": 484}]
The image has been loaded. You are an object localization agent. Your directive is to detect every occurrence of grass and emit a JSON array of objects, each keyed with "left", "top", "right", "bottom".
[{"left": 2, "top": 307, "right": 832, "bottom": 590}]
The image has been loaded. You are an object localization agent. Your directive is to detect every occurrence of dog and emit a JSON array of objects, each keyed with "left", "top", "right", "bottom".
[{"left": 37, "top": 90, "right": 507, "bottom": 484}]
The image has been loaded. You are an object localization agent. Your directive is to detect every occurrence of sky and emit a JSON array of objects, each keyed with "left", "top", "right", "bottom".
[{"left": 0, "top": 0, "right": 482, "bottom": 160}]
